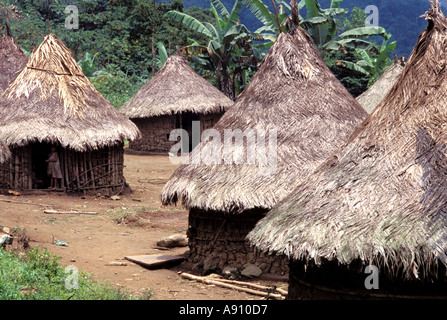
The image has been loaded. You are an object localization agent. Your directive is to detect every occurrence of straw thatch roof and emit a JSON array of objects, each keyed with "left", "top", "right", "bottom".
[
  {"left": 160, "top": 18, "right": 367, "bottom": 213},
  {"left": 356, "top": 63, "right": 404, "bottom": 113},
  {"left": 0, "top": 34, "right": 27, "bottom": 93},
  {"left": 120, "top": 55, "right": 234, "bottom": 119},
  {"left": 0, "top": 34, "right": 140, "bottom": 152},
  {"left": 248, "top": 1, "right": 447, "bottom": 280}
]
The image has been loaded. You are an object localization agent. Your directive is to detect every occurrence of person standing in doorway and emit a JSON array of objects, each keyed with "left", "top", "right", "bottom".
[{"left": 46, "top": 146, "right": 62, "bottom": 190}]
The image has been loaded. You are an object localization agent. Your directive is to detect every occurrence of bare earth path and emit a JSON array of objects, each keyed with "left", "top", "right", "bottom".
[{"left": 0, "top": 153, "right": 288, "bottom": 300}]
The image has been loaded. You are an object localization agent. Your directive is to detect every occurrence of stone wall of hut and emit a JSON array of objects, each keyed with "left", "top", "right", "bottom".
[
  {"left": 129, "top": 112, "right": 223, "bottom": 153},
  {"left": 187, "top": 208, "right": 288, "bottom": 276},
  {"left": 0, "top": 143, "right": 126, "bottom": 195}
]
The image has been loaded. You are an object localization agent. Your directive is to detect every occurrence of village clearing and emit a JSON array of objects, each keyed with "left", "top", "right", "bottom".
[{"left": 0, "top": 153, "right": 288, "bottom": 300}]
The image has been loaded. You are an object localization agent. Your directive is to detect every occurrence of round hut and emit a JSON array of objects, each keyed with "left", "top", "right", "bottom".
[
  {"left": 161, "top": 2, "right": 368, "bottom": 276},
  {"left": 0, "top": 34, "right": 27, "bottom": 93},
  {"left": 0, "top": 34, "right": 140, "bottom": 194},
  {"left": 120, "top": 55, "right": 234, "bottom": 153},
  {"left": 248, "top": 1, "right": 447, "bottom": 299},
  {"left": 356, "top": 62, "right": 404, "bottom": 114}
]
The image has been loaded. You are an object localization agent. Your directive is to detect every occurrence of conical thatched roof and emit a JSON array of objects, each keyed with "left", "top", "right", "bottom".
[
  {"left": 0, "top": 34, "right": 140, "bottom": 151},
  {"left": 120, "top": 55, "right": 234, "bottom": 118},
  {"left": 0, "top": 34, "right": 27, "bottom": 93},
  {"left": 248, "top": 1, "right": 447, "bottom": 280},
  {"left": 356, "top": 63, "right": 404, "bottom": 113},
  {"left": 160, "top": 20, "right": 367, "bottom": 213}
]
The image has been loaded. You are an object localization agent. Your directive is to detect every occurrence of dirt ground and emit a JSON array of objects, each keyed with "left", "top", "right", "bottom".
[{"left": 0, "top": 153, "right": 288, "bottom": 300}]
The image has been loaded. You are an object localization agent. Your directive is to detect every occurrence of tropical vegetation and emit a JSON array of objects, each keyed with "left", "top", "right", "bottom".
[
  {"left": 0, "top": 0, "right": 408, "bottom": 104},
  {"left": 0, "top": 247, "right": 148, "bottom": 299}
]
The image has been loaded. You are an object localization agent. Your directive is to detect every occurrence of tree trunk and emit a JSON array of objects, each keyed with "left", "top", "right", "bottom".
[{"left": 217, "top": 60, "right": 235, "bottom": 101}]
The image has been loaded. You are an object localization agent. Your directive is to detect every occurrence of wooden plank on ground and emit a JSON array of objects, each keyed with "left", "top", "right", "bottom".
[{"left": 124, "top": 254, "right": 185, "bottom": 270}]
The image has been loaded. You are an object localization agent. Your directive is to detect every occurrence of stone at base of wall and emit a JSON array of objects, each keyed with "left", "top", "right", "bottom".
[{"left": 189, "top": 247, "right": 288, "bottom": 277}]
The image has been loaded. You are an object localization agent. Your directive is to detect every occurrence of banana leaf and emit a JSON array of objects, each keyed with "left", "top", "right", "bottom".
[{"left": 164, "top": 11, "right": 213, "bottom": 38}]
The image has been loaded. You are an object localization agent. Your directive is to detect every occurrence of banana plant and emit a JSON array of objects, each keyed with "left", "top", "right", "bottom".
[
  {"left": 323, "top": 26, "right": 391, "bottom": 53},
  {"left": 164, "top": 0, "right": 260, "bottom": 99},
  {"left": 300, "top": 0, "right": 348, "bottom": 49},
  {"left": 242, "top": 0, "right": 390, "bottom": 55},
  {"left": 155, "top": 41, "right": 169, "bottom": 69},
  {"left": 240, "top": 0, "right": 295, "bottom": 44},
  {"left": 241, "top": 0, "right": 348, "bottom": 49},
  {"left": 77, "top": 52, "right": 99, "bottom": 78},
  {"left": 336, "top": 35, "right": 397, "bottom": 84}
]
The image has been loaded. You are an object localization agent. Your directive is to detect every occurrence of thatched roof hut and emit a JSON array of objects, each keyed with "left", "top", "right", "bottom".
[
  {"left": 0, "top": 34, "right": 140, "bottom": 193},
  {"left": 248, "top": 1, "right": 447, "bottom": 298},
  {"left": 161, "top": 3, "right": 367, "bottom": 274},
  {"left": 0, "top": 34, "right": 139, "bottom": 151},
  {"left": 0, "top": 34, "right": 27, "bottom": 93},
  {"left": 356, "top": 63, "right": 404, "bottom": 113},
  {"left": 121, "top": 55, "right": 233, "bottom": 119},
  {"left": 120, "top": 55, "right": 233, "bottom": 153}
]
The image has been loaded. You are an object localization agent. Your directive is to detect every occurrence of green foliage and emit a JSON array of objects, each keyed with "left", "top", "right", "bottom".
[
  {"left": 240, "top": 0, "right": 292, "bottom": 46},
  {"left": 2, "top": 0, "right": 216, "bottom": 77},
  {"left": 337, "top": 36, "right": 396, "bottom": 86},
  {"left": 165, "top": 0, "right": 260, "bottom": 99},
  {"left": 324, "top": 49, "right": 369, "bottom": 97},
  {"left": 156, "top": 41, "right": 169, "bottom": 68},
  {"left": 186, "top": 0, "right": 428, "bottom": 58},
  {"left": 89, "top": 65, "right": 146, "bottom": 109},
  {"left": 78, "top": 52, "right": 99, "bottom": 77},
  {"left": 301, "top": 0, "right": 348, "bottom": 49},
  {"left": 240, "top": 0, "right": 396, "bottom": 94},
  {"left": 0, "top": 247, "right": 147, "bottom": 300},
  {"left": 1, "top": 0, "right": 222, "bottom": 107},
  {"left": 336, "top": 6, "right": 367, "bottom": 34},
  {"left": 0, "top": 0, "right": 405, "bottom": 102}
]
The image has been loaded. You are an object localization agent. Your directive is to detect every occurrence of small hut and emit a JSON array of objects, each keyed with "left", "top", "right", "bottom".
[
  {"left": 120, "top": 55, "right": 234, "bottom": 153},
  {"left": 0, "top": 34, "right": 140, "bottom": 194},
  {"left": 0, "top": 34, "right": 27, "bottom": 93},
  {"left": 161, "top": 2, "right": 367, "bottom": 276},
  {"left": 356, "top": 62, "right": 404, "bottom": 114},
  {"left": 248, "top": 1, "right": 447, "bottom": 299}
]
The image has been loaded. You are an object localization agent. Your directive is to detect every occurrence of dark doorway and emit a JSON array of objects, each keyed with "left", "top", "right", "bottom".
[
  {"left": 182, "top": 112, "right": 200, "bottom": 153},
  {"left": 31, "top": 142, "right": 54, "bottom": 189}
]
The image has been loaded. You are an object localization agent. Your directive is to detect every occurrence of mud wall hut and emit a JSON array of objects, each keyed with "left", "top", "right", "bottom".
[
  {"left": 161, "top": 3, "right": 368, "bottom": 276},
  {"left": 248, "top": 1, "right": 447, "bottom": 299},
  {"left": 120, "top": 55, "right": 234, "bottom": 153},
  {"left": 0, "top": 34, "right": 140, "bottom": 195},
  {"left": 0, "top": 34, "right": 27, "bottom": 93}
]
